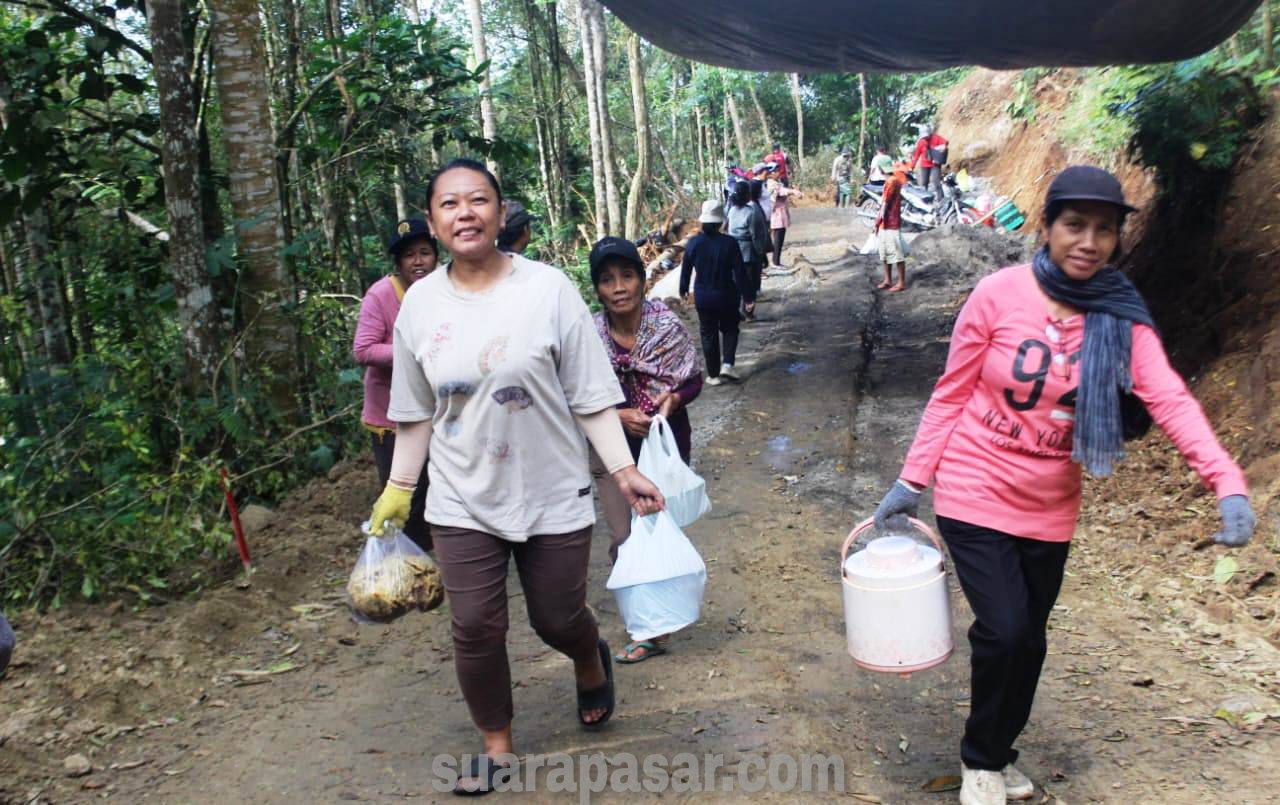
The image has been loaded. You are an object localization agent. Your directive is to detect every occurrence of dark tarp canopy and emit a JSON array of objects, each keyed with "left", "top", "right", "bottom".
[{"left": 601, "top": 1, "right": 1263, "bottom": 73}]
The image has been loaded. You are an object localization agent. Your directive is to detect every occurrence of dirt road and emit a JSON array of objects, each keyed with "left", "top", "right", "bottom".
[{"left": 3, "top": 208, "right": 1278, "bottom": 803}]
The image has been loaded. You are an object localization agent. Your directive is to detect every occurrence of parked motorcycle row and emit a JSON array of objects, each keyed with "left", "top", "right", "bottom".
[{"left": 855, "top": 172, "right": 991, "bottom": 231}]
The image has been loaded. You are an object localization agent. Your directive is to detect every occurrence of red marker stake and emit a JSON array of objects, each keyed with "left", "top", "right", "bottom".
[{"left": 220, "top": 468, "right": 252, "bottom": 574}]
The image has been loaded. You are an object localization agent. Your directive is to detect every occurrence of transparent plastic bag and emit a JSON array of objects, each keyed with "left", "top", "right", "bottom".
[
  {"left": 346, "top": 524, "right": 444, "bottom": 624},
  {"left": 606, "top": 510, "right": 706, "bottom": 641},
  {"left": 636, "top": 415, "right": 711, "bottom": 528}
]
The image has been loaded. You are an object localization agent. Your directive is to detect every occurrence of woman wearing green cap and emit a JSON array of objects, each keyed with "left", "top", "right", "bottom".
[{"left": 873, "top": 165, "right": 1255, "bottom": 805}]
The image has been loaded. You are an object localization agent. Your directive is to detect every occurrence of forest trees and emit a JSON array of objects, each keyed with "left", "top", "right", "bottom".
[{"left": 0, "top": 0, "right": 979, "bottom": 606}]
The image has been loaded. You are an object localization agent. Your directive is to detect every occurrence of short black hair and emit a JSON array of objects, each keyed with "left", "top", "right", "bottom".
[
  {"left": 749, "top": 179, "right": 763, "bottom": 202},
  {"left": 731, "top": 181, "right": 750, "bottom": 208},
  {"left": 426, "top": 157, "right": 503, "bottom": 209},
  {"left": 701, "top": 222, "right": 721, "bottom": 237}
]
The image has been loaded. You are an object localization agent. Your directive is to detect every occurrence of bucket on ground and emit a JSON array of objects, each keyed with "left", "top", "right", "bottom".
[{"left": 840, "top": 516, "right": 953, "bottom": 675}]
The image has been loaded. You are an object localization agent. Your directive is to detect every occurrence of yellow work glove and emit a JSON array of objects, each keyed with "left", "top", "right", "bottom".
[{"left": 368, "top": 482, "right": 414, "bottom": 536}]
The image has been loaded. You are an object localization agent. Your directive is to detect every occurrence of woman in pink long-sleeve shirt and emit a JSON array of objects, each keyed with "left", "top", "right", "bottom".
[
  {"left": 874, "top": 167, "right": 1256, "bottom": 805},
  {"left": 353, "top": 218, "right": 438, "bottom": 548}
]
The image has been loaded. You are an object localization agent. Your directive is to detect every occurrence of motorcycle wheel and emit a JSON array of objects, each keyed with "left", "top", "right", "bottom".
[{"left": 858, "top": 197, "right": 878, "bottom": 214}]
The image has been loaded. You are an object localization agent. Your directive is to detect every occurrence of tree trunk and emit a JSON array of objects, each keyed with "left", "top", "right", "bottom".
[
  {"left": 624, "top": 33, "right": 651, "bottom": 240},
  {"left": 145, "top": 0, "right": 223, "bottom": 391},
  {"left": 790, "top": 72, "right": 804, "bottom": 177},
  {"left": 576, "top": 0, "right": 607, "bottom": 239},
  {"left": 726, "top": 90, "right": 748, "bottom": 166},
  {"left": 210, "top": 0, "right": 299, "bottom": 413},
  {"left": 746, "top": 82, "right": 771, "bottom": 155},
  {"left": 694, "top": 104, "right": 706, "bottom": 193},
  {"left": 524, "top": 0, "right": 562, "bottom": 236},
  {"left": 857, "top": 72, "right": 868, "bottom": 171},
  {"left": 465, "top": 0, "right": 501, "bottom": 181},
  {"left": 393, "top": 165, "right": 411, "bottom": 220},
  {"left": 23, "top": 202, "right": 70, "bottom": 365},
  {"left": 587, "top": 0, "right": 622, "bottom": 234},
  {"left": 1263, "top": 2, "right": 1275, "bottom": 69}
]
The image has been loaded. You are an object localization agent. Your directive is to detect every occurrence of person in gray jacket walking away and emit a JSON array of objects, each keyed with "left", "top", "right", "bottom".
[{"left": 726, "top": 182, "right": 766, "bottom": 321}]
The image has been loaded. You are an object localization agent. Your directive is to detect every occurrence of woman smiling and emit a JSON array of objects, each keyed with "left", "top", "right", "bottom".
[
  {"left": 365, "top": 158, "right": 665, "bottom": 795},
  {"left": 873, "top": 166, "right": 1255, "bottom": 805},
  {"left": 587, "top": 236, "right": 703, "bottom": 663}
]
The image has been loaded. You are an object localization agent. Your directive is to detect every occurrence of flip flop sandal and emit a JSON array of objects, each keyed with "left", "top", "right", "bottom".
[
  {"left": 453, "top": 754, "right": 515, "bottom": 796},
  {"left": 577, "top": 638, "right": 615, "bottom": 731},
  {"left": 615, "top": 640, "right": 668, "bottom": 664}
]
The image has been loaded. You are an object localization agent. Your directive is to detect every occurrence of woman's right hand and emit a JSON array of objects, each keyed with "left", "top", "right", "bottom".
[
  {"left": 873, "top": 479, "right": 922, "bottom": 532},
  {"left": 618, "top": 408, "right": 653, "bottom": 439},
  {"left": 368, "top": 483, "right": 414, "bottom": 536}
]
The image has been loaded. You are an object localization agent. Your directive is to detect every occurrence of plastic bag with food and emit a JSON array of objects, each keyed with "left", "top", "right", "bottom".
[{"left": 346, "top": 525, "right": 444, "bottom": 624}]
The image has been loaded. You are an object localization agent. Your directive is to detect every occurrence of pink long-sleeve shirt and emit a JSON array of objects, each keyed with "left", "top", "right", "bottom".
[
  {"left": 901, "top": 264, "right": 1247, "bottom": 542},
  {"left": 353, "top": 275, "right": 405, "bottom": 429}
]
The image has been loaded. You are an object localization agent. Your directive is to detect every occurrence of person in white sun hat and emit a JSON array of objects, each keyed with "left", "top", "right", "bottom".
[{"left": 679, "top": 199, "right": 754, "bottom": 385}]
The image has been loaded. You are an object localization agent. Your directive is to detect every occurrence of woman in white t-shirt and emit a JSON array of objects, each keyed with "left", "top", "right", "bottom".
[{"left": 366, "top": 158, "right": 664, "bottom": 795}]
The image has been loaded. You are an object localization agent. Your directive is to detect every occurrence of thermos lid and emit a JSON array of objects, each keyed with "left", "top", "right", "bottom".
[{"left": 844, "top": 535, "right": 942, "bottom": 587}]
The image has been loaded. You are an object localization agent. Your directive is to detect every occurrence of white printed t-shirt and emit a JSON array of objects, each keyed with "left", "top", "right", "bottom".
[{"left": 388, "top": 254, "right": 624, "bottom": 541}]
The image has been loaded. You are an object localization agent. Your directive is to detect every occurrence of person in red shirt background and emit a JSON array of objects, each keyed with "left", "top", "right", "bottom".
[
  {"left": 873, "top": 162, "right": 911, "bottom": 292},
  {"left": 910, "top": 124, "right": 949, "bottom": 198},
  {"left": 763, "top": 142, "right": 791, "bottom": 185}
]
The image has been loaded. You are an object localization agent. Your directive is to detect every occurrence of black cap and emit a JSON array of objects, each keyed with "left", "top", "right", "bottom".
[
  {"left": 588, "top": 236, "right": 644, "bottom": 285},
  {"left": 1045, "top": 165, "right": 1137, "bottom": 213},
  {"left": 388, "top": 219, "right": 436, "bottom": 256},
  {"left": 497, "top": 201, "right": 532, "bottom": 250}
]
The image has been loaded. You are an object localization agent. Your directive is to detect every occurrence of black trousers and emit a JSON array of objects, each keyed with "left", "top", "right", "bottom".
[
  {"left": 695, "top": 304, "right": 740, "bottom": 375},
  {"left": 370, "top": 430, "right": 432, "bottom": 551},
  {"left": 937, "top": 516, "right": 1070, "bottom": 771},
  {"left": 771, "top": 228, "right": 787, "bottom": 266}
]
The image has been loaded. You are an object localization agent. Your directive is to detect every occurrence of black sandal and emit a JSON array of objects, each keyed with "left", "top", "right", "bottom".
[
  {"left": 577, "top": 638, "right": 615, "bottom": 731},
  {"left": 453, "top": 754, "right": 515, "bottom": 796}
]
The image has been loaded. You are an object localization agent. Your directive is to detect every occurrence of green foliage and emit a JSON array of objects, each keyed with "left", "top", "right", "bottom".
[
  {"left": 1057, "top": 70, "right": 1137, "bottom": 165},
  {"left": 1005, "top": 68, "right": 1051, "bottom": 122}
]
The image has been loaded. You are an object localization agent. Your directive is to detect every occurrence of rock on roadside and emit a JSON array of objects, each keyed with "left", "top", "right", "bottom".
[{"left": 64, "top": 753, "right": 92, "bottom": 777}]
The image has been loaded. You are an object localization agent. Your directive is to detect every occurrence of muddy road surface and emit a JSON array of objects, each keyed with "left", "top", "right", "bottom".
[{"left": 3, "top": 208, "right": 1278, "bottom": 803}]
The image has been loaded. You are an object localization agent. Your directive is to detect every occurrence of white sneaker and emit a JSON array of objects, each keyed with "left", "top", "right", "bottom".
[
  {"left": 706, "top": 375, "right": 722, "bottom": 386},
  {"left": 1002, "top": 764, "right": 1034, "bottom": 800},
  {"left": 960, "top": 765, "right": 1006, "bottom": 805},
  {"left": 720, "top": 363, "right": 737, "bottom": 380}
]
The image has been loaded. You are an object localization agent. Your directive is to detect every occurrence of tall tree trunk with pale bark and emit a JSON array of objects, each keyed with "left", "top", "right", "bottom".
[
  {"left": 746, "top": 83, "right": 771, "bottom": 155},
  {"left": 726, "top": 90, "right": 747, "bottom": 166},
  {"left": 857, "top": 73, "right": 868, "bottom": 172},
  {"left": 576, "top": 0, "right": 607, "bottom": 238},
  {"left": 210, "top": 0, "right": 299, "bottom": 412},
  {"left": 624, "top": 33, "right": 651, "bottom": 240},
  {"left": 790, "top": 72, "right": 804, "bottom": 177},
  {"left": 587, "top": 0, "right": 621, "bottom": 234},
  {"left": 465, "top": 0, "right": 501, "bottom": 181},
  {"left": 145, "top": 0, "right": 224, "bottom": 391}
]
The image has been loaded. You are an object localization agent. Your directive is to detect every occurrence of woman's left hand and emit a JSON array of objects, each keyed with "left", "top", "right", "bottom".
[
  {"left": 1214, "top": 495, "right": 1256, "bottom": 547},
  {"left": 612, "top": 466, "right": 665, "bottom": 516},
  {"left": 654, "top": 392, "right": 680, "bottom": 419}
]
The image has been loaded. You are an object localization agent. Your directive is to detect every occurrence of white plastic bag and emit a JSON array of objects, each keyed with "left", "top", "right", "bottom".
[
  {"left": 606, "top": 510, "right": 706, "bottom": 641},
  {"left": 346, "top": 525, "right": 444, "bottom": 624},
  {"left": 636, "top": 415, "right": 711, "bottom": 528}
]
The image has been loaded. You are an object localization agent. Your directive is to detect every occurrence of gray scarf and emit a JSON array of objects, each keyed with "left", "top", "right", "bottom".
[{"left": 1031, "top": 247, "right": 1154, "bottom": 477}]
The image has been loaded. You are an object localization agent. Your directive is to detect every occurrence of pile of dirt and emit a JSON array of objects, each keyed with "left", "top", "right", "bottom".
[
  {"left": 935, "top": 68, "right": 1158, "bottom": 250},
  {"left": 905, "top": 224, "right": 1032, "bottom": 288},
  {"left": 0, "top": 456, "right": 381, "bottom": 801}
]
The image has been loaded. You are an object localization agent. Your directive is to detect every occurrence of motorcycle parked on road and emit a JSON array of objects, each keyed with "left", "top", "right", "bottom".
[{"left": 856, "top": 172, "right": 979, "bottom": 230}]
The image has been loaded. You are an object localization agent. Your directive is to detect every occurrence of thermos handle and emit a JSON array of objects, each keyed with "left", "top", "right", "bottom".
[{"left": 841, "top": 516, "right": 946, "bottom": 578}]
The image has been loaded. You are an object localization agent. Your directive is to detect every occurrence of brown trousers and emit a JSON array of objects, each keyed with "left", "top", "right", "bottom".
[{"left": 431, "top": 523, "right": 600, "bottom": 731}]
